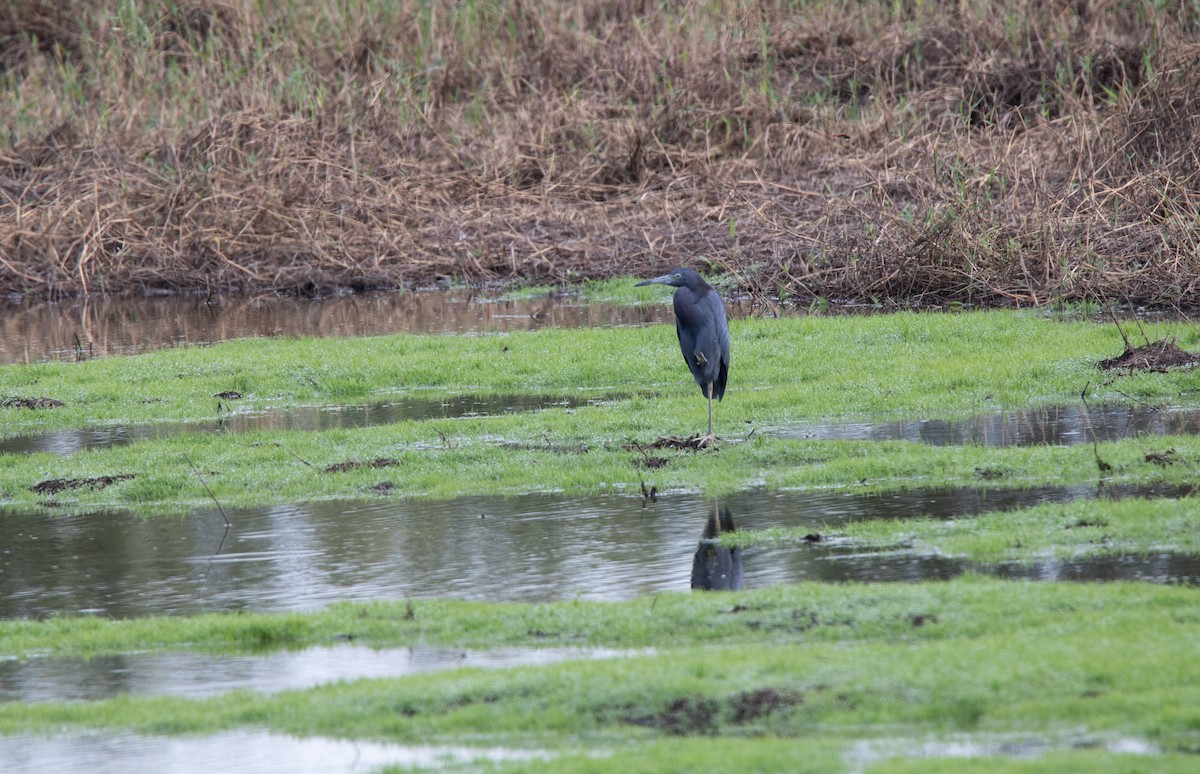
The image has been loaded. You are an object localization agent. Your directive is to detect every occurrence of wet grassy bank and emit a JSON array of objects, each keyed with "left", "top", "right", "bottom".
[
  {"left": 1, "top": 579, "right": 1198, "bottom": 771},
  {"left": 2, "top": 309, "right": 1198, "bottom": 509}
]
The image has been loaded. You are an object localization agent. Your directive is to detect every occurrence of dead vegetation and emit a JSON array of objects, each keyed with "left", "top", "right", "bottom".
[
  {"left": 323, "top": 457, "right": 400, "bottom": 473},
  {"left": 1, "top": 395, "right": 64, "bottom": 408},
  {"left": 1098, "top": 338, "right": 1200, "bottom": 372},
  {"left": 2, "top": 1, "right": 1200, "bottom": 306},
  {"left": 1098, "top": 314, "right": 1200, "bottom": 372},
  {"left": 30, "top": 473, "right": 134, "bottom": 494}
]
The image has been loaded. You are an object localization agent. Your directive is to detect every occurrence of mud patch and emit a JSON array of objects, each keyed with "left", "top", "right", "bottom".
[
  {"left": 730, "top": 687, "right": 803, "bottom": 723},
  {"left": 2, "top": 396, "right": 65, "bottom": 409},
  {"left": 1098, "top": 339, "right": 1200, "bottom": 372},
  {"left": 213, "top": 390, "right": 243, "bottom": 399},
  {"left": 626, "top": 688, "right": 803, "bottom": 735},
  {"left": 626, "top": 696, "right": 719, "bottom": 736},
  {"left": 30, "top": 474, "right": 135, "bottom": 495},
  {"left": 323, "top": 457, "right": 400, "bottom": 473},
  {"left": 1144, "top": 449, "right": 1180, "bottom": 467}
]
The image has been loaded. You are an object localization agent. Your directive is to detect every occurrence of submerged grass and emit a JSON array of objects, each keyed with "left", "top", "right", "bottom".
[{"left": 4, "top": 424, "right": 1200, "bottom": 511}]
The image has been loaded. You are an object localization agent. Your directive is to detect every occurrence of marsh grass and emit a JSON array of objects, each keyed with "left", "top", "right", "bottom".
[
  {"left": 2, "top": 292, "right": 1199, "bottom": 768},
  {"left": 2, "top": 311, "right": 1200, "bottom": 509},
  {"left": 2, "top": 579, "right": 1199, "bottom": 768},
  {"left": 3, "top": 1, "right": 1200, "bottom": 305},
  {"left": 2, "top": 310, "right": 1196, "bottom": 433}
]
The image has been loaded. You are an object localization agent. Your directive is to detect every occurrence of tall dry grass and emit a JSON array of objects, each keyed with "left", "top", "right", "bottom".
[{"left": 1, "top": 0, "right": 1199, "bottom": 305}]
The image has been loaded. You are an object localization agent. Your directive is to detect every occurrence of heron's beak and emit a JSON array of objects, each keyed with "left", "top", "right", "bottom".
[{"left": 635, "top": 273, "right": 673, "bottom": 287}]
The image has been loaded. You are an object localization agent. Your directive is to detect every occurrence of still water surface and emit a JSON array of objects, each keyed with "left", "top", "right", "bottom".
[
  {"left": 0, "top": 290, "right": 684, "bottom": 364},
  {"left": 6, "top": 400, "right": 1200, "bottom": 457},
  {"left": 0, "top": 731, "right": 549, "bottom": 774},
  {"left": 3, "top": 485, "right": 1195, "bottom": 620},
  {"left": 0, "top": 645, "right": 638, "bottom": 704},
  {"left": 0, "top": 391, "right": 641, "bottom": 455}
]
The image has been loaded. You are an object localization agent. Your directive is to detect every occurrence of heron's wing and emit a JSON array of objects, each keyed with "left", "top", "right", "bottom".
[{"left": 674, "top": 286, "right": 729, "bottom": 397}]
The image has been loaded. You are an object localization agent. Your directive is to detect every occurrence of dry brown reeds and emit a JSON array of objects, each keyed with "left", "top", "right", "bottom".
[{"left": 2, "top": 0, "right": 1200, "bottom": 305}]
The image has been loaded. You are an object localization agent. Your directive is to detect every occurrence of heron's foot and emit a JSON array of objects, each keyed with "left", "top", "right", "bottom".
[{"left": 693, "top": 433, "right": 719, "bottom": 449}]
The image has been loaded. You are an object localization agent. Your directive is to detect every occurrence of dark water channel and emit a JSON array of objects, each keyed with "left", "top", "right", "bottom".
[
  {"left": 3, "top": 485, "right": 1196, "bottom": 621},
  {"left": 0, "top": 289, "right": 684, "bottom": 364}
]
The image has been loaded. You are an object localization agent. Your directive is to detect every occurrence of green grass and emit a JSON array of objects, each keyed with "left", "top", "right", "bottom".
[
  {"left": 2, "top": 310, "right": 1195, "bottom": 434},
  {"left": 1, "top": 579, "right": 1198, "bottom": 770},
  {"left": 3, "top": 309, "right": 1200, "bottom": 771},
  {"left": 2, "top": 426, "right": 1200, "bottom": 511},
  {"left": 2, "top": 310, "right": 1199, "bottom": 510}
]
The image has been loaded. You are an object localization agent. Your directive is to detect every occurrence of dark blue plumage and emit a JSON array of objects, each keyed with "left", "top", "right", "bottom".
[{"left": 636, "top": 267, "right": 730, "bottom": 436}]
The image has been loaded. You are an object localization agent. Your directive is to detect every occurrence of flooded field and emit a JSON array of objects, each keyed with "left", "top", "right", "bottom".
[
  {"left": 0, "top": 391, "right": 646, "bottom": 455},
  {"left": 0, "top": 731, "right": 550, "bottom": 774},
  {"left": 4, "top": 485, "right": 1194, "bottom": 620},
  {"left": 6, "top": 399, "right": 1200, "bottom": 456},
  {"left": 0, "top": 645, "right": 639, "bottom": 703},
  {"left": 3, "top": 297, "right": 1199, "bottom": 774},
  {"left": 773, "top": 403, "right": 1200, "bottom": 447}
]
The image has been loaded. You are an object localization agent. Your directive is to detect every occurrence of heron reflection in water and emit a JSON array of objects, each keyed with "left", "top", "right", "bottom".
[{"left": 691, "top": 500, "right": 743, "bottom": 591}]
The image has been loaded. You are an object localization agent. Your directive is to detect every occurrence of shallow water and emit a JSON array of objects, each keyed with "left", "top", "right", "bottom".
[
  {"left": 846, "top": 733, "right": 1158, "bottom": 773},
  {"left": 0, "top": 391, "right": 640, "bottom": 455},
  {"left": 3, "top": 485, "right": 1194, "bottom": 620},
  {"left": 8, "top": 400, "right": 1199, "bottom": 458},
  {"left": 0, "top": 731, "right": 549, "bottom": 774},
  {"left": 773, "top": 402, "right": 1200, "bottom": 447},
  {"left": 0, "top": 290, "right": 684, "bottom": 364},
  {"left": 0, "top": 645, "right": 637, "bottom": 704}
]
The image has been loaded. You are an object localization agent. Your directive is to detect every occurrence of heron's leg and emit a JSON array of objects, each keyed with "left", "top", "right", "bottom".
[{"left": 706, "top": 382, "right": 714, "bottom": 437}]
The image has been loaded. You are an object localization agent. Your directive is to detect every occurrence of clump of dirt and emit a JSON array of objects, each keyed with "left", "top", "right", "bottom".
[
  {"left": 30, "top": 473, "right": 135, "bottom": 495},
  {"left": 1098, "top": 339, "right": 1200, "bottom": 372},
  {"left": 370, "top": 481, "right": 395, "bottom": 493},
  {"left": 626, "top": 697, "right": 719, "bottom": 736},
  {"left": 729, "top": 688, "right": 803, "bottom": 724},
  {"left": 2, "top": 396, "right": 65, "bottom": 409},
  {"left": 213, "top": 390, "right": 243, "bottom": 399},
  {"left": 633, "top": 435, "right": 718, "bottom": 451},
  {"left": 625, "top": 688, "right": 803, "bottom": 735},
  {"left": 323, "top": 457, "right": 400, "bottom": 473},
  {"left": 1144, "top": 449, "right": 1180, "bottom": 467}
]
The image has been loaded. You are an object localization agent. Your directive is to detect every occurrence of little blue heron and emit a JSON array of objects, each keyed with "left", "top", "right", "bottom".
[{"left": 636, "top": 267, "right": 730, "bottom": 438}]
